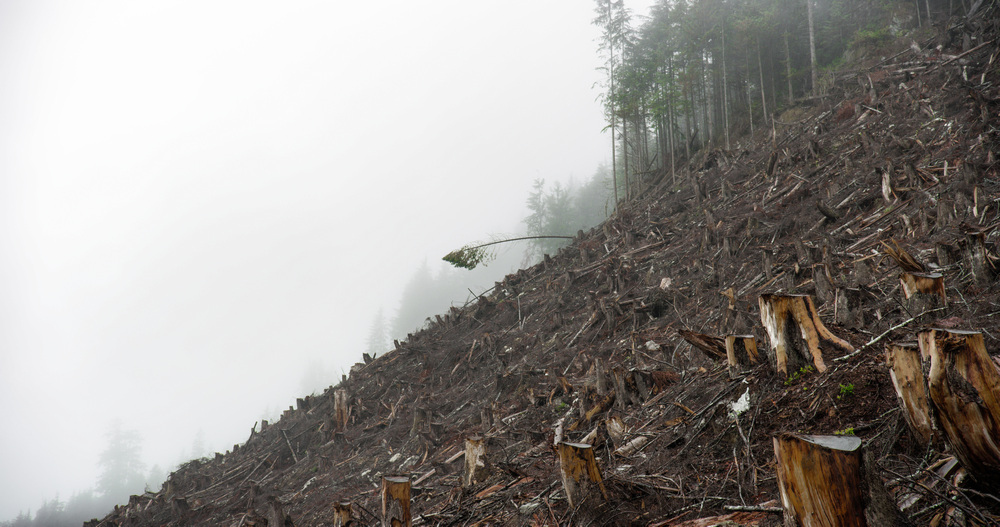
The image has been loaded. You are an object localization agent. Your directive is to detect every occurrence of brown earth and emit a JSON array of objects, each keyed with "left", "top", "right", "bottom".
[{"left": 92, "top": 9, "right": 1000, "bottom": 527}]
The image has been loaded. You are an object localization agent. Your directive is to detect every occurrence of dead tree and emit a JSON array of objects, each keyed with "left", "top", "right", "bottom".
[
  {"left": 463, "top": 436, "right": 489, "bottom": 487},
  {"left": 759, "top": 294, "right": 854, "bottom": 376},
  {"left": 725, "top": 335, "right": 759, "bottom": 378},
  {"left": 333, "top": 389, "right": 350, "bottom": 431},
  {"left": 920, "top": 328, "right": 1000, "bottom": 487},
  {"left": 333, "top": 501, "right": 353, "bottom": 527},
  {"left": 381, "top": 476, "right": 411, "bottom": 527},
  {"left": 774, "top": 434, "right": 908, "bottom": 526},
  {"left": 557, "top": 442, "right": 608, "bottom": 508},
  {"left": 885, "top": 342, "right": 936, "bottom": 447}
]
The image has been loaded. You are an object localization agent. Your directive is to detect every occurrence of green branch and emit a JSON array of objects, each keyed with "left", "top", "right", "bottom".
[{"left": 443, "top": 235, "right": 575, "bottom": 270}]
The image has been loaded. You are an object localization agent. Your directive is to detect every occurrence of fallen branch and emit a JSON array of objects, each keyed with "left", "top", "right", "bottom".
[{"left": 834, "top": 307, "right": 946, "bottom": 362}]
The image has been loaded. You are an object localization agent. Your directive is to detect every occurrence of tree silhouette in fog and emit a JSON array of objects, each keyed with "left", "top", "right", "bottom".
[{"left": 96, "top": 420, "right": 146, "bottom": 503}]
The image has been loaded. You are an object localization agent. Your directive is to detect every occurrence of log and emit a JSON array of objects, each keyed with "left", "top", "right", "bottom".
[
  {"left": 557, "top": 442, "right": 608, "bottom": 508},
  {"left": 463, "top": 436, "right": 489, "bottom": 487},
  {"left": 774, "top": 434, "right": 907, "bottom": 526},
  {"left": 920, "top": 328, "right": 1000, "bottom": 487},
  {"left": 333, "top": 501, "right": 353, "bottom": 527},
  {"left": 885, "top": 342, "right": 935, "bottom": 447},
  {"left": 679, "top": 330, "right": 728, "bottom": 361},
  {"left": 759, "top": 294, "right": 854, "bottom": 376},
  {"left": 725, "top": 335, "right": 759, "bottom": 378},
  {"left": 333, "top": 389, "right": 349, "bottom": 432},
  {"left": 381, "top": 476, "right": 411, "bottom": 527}
]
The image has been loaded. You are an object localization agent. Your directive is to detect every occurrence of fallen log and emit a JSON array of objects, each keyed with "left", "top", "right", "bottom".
[
  {"left": 759, "top": 294, "right": 854, "bottom": 376},
  {"left": 679, "top": 330, "right": 728, "bottom": 361},
  {"left": 557, "top": 442, "right": 608, "bottom": 508},
  {"left": 920, "top": 328, "right": 1000, "bottom": 488}
]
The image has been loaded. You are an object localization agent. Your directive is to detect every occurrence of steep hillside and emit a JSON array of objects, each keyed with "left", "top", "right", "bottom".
[{"left": 92, "top": 11, "right": 1000, "bottom": 527}]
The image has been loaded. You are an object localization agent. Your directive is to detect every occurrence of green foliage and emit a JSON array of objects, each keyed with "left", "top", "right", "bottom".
[
  {"left": 784, "top": 365, "right": 814, "bottom": 386},
  {"left": 442, "top": 245, "right": 493, "bottom": 271},
  {"left": 834, "top": 427, "right": 856, "bottom": 436},
  {"left": 837, "top": 383, "right": 855, "bottom": 399}
]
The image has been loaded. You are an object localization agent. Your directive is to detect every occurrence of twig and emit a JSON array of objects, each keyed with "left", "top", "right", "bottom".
[
  {"left": 835, "top": 307, "right": 946, "bottom": 362},
  {"left": 280, "top": 429, "right": 299, "bottom": 464},
  {"left": 723, "top": 504, "right": 783, "bottom": 513}
]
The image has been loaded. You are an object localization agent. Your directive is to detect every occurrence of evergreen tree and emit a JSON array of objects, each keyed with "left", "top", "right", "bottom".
[
  {"left": 96, "top": 421, "right": 146, "bottom": 505},
  {"left": 365, "top": 308, "right": 389, "bottom": 356}
]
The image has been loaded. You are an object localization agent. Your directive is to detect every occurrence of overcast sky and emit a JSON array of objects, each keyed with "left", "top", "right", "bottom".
[{"left": 0, "top": 0, "right": 654, "bottom": 518}]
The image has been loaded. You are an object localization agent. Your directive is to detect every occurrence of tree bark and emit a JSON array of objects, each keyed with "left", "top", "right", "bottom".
[
  {"left": 333, "top": 389, "right": 350, "bottom": 432},
  {"left": 726, "top": 335, "right": 759, "bottom": 378},
  {"left": 759, "top": 294, "right": 854, "bottom": 376},
  {"left": 557, "top": 442, "right": 608, "bottom": 508},
  {"left": 920, "top": 328, "right": 1000, "bottom": 488},
  {"left": 381, "top": 476, "right": 411, "bottom": 527},
  {"left": 807, "top": 0, "right": 818, "bottom": 95},
  {"left": 774, "top": 433, "right": 867, "bottom": 526},
  {"left": 333, "top": 501, "right": 353, "bottom": 527},
  {"left": 463, "top": 436, "right": 489, "bottom": 487},
  {"left": 885, "top": 342, "right": 935, "bottom": 447}
]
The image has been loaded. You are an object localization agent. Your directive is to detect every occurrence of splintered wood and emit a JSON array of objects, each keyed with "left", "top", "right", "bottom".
[
  {"left": 885, "top": 342, "right": 936, "bottom": 447},
  {"left": 381, "top": 476, "right": 411, "bottom": 527},
  {"left": 920, "top": 328, "right": 1000, "bottom": 488},
  {"left": 899, "top": 272, "right": 947, "bottom": 313},
  {"left": 774, "top": 433, "right": 866, "bottom": 527},
  {"left": 557, "top": 442, "right": 607, "bottom": 509},
  {"left": 333, "top": 501, "right": 352, "bottom": 527},
  {"left": 463, "top": 436, "right": 489, "bottom": 487},
  {"left": 758, "top": 294, "right": 854, "bottom": 376},
  {"left": 333, "top": 389, "right": 349, "bottom": 431}
]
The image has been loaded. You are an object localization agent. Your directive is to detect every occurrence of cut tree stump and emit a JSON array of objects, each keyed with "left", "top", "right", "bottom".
[
  {"left": 679, "top": 330, "right": 728, "bottom": 361},
  {"left": 899, "top": 272, "right": 946, "bottom": 315},
  {"left": 920, "top": 328, "right": 1000, "bottom": 487},
  {"left": 333, "top": 501, "right": 352, "bottom": 527},
  {"left": 333, "top": 389, "right": 349, "bottom": 432},
  {"left": 725, "top": 335, "right": 759, "bottom": 378},
  {"left": 885, "top": 342, "right": 936, "bottom": 447},
  {"left": 759, "top": 294, "right": 854, "bottom": 376},
  {"left": 463, "top": 436, "right": 489, "bottom": 487},
  {"left": 557, "top": 442, "right": 608, "bottom": 508},
  {"left": 774, "top": 434, "right": 907, "bottom": 526},
  {"left": 381, "top": 476, "right": 411, "bottom": 527}
]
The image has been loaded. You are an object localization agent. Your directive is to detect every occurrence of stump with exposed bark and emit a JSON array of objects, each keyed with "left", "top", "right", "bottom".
[
  {"left": 333, "top": 501, "right": 352, "bottom": 526},
  {"left": 725, "top": 335, "right": 759, "bottom": 378},
  {"left": 759, "top": 294, "right": 854, "bottom": 376},
  {"left": 333, "top": 389, "right": 349, "bottom": 432},
  {"left": 557, "top": 442, "right": 607, "bottom": 508},
  {"left": 920, "top": 328, "right": 1000, "bottom": 487},
  {"left": 885, "top": 342, "right": 936, "bottom": 447},
  {"left": 463, "top": 436, "right": 489, "bottom": 487},
  {"left": 381, "top": 476, "right": 411, "bottom": 527},
  {"left": 899, "top": 272, "right": 946, "bottom": 316}
]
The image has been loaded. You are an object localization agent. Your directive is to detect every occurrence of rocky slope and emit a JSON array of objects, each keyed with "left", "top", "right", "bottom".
[{"left": 92, "top": 9, "right": 1000, "bottom": 527}]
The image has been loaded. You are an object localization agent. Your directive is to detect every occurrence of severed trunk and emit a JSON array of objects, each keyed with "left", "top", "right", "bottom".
[
  {"left": 333, "top": 501, "right": 353, "bottom": 527},
  {"left": 381, "top": 476, "right": 412, "bottom": 527},
  {"left": 557, "top": 442, "right": 608, "bottom": 509},
  {"left": 920, "top": 328, "right": 1000, "bottom": 488},
  {"left": 885, "top": 342, "right": 936, "bottom": 447},
  {"left": 726, "top": 335, "right": 759, "bottom": 378},
  {"left": 759, "top": 294, "right": 854, "bottom": 377},
  {"left": 899, "top": 272, "right": 947, "bottom": 316},
  {"left": 333, "top": 389, "right": 350, "bottom": 432},
  {"left": 463, "top": 436, "right": 489, "bottom": 487}
]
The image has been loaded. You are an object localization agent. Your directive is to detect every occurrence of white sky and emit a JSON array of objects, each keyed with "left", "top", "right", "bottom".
[{"left": 0, "top": 0, "right": 654, "bottom": 518}]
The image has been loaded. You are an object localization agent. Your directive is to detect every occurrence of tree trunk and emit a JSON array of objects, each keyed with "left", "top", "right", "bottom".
[
  {"left": 333, "top": 389, "right": 349, "bottom": 432},
  {"left": 381, "top": 476, "right": 412, "bottom": 527},
  {"left": 757, "top": 40, "right": 769, "bottom": 126},
  {"left": 557, "top": 442, "right": 608, "bottom": 508},
  {"left": 759, "top": 294, "right": 854, "bottom": 376},
  {"left": 920, "top": 328, "right": 1000, "bottom": 488},
  {"left": 807, "top": 0, "right": 818, "bottom": 95},
  {"left": 722, "top": 24, "right": 731, "bottom": 150},
  {"left": 774, "top": 434, "right": 867, "bottom": 526},
  {"left": 333, "top": 501, "right": 353, "bottom": 527},
  {"left": 784, "top": 32, "right": 795, "bottom": 104},
  {"left": 463, "top": 436, "right": 489, "bottom": 487},
  {"left": 726, "top": 335, "right": 759, "bottom": 378},
  {"left": 886, "top": 342, "right": 936, "bottom": 447}
]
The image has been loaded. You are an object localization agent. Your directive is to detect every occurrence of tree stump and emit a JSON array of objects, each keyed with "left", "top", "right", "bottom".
[
  {"left": 759, "top": 294, "right": 854, "bottom": 376},
  {"left": 899, "top": 272, "right": 946, "bottom": 315},
  {"left": 774, "top": 434, "right": 869, "bottom": 526},
  {"left": 679, "top": 330, "right": 728, "bottom": 362},
  {"left": 557, "top": 442, "right": 608, "bottom": 508},
  {"left": 333, "top": 501, "right": 352, "bottom": 527},
  {"left": 725, "top": 335, "right": 759, "bottom": 378},
  {"left": 463, "top": 436, "right": 489, "bottom": 487},
  {"left": 333, "top": 389, "right": 349, "bottom": 432},
  {"left": 885, "top": 342, "right": 935, "bottom": 447},
  {"left": 381, "top": 476, "right": 411, "bottom": 527},
  {"left": 920, "top": 328, "right": 1000, "bottom": 487},
  {"left": 410, "top": 407, "right": 430, "bottom": 437}
]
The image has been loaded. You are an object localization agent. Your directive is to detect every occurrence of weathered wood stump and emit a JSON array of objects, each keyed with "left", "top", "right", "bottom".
[
  {"left": 759, "top": 294, "right": 854, "bottom": 376},
  {"left": 463, "top": 436, "right": 489, "bottom": 487},
  {"left": 333, "top": 389, "right": 349, "bottom": 432},
  {"left": 725, "top": 335, "right": 759, "bottom": 378},
  {"left": 557, "top": 442, "right": 607, "bottom": 508},
  {"left": 920, "top": 328, "right": 1000, "bottom": 487},
  {"left": 885, "top": 342, "right": 935, "bottom": 447},
  {"left": 899, "top": 272, "right": 946, "bottom": 317},
  {"left": 333, "top": 501, "right": 352, "bottom": 526},
  {"left": 381, "top": 476, "right": 411, "bottom": 527}
]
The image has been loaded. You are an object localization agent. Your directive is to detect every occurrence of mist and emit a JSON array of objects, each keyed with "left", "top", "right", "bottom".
[{"left": 0, "top": 0, "right": 653, "bottom": 521}]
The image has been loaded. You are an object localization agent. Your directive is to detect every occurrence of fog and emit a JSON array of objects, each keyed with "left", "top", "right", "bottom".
[{"left": 0, "top": 0, "right": 652, "bottom": 519}]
